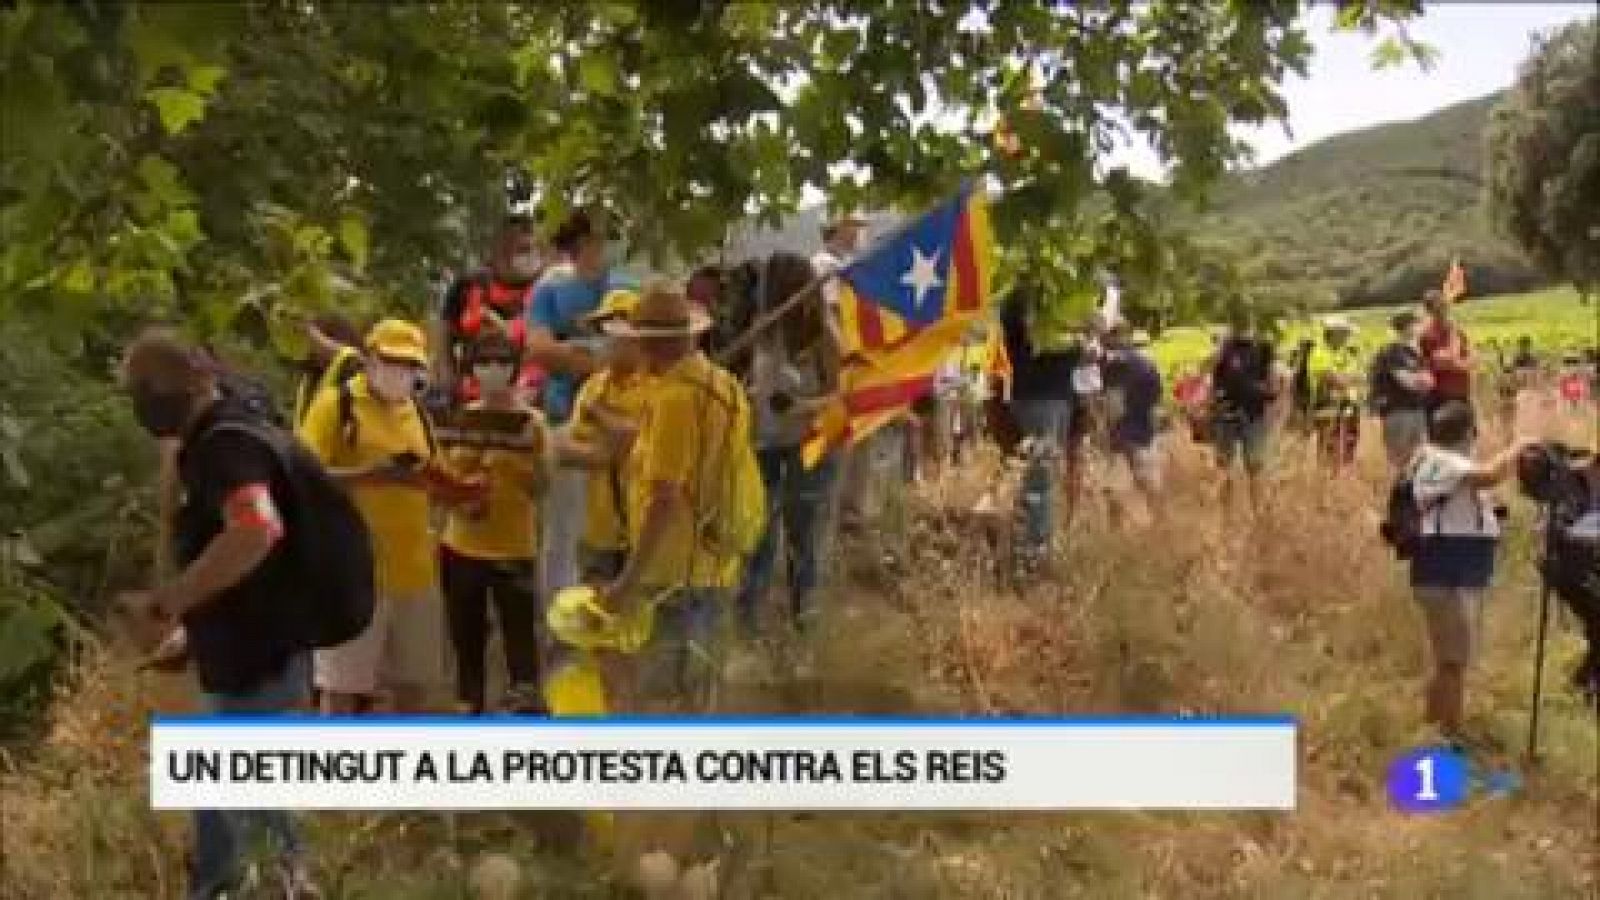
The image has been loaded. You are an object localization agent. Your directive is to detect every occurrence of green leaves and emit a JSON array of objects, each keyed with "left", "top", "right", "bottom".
[
  {"left": 338, "top": 214, "right": 370, "bottom": 272},
  {"left": 578, "top": 52, "right": 620, "bottom": 96},
  {"left": 146, "top": 85, "right": 207, "bottom": 134}
]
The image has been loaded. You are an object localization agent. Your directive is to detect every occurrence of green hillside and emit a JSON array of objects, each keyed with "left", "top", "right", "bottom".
[{"left": 1200, "top": 92, "right": 1550, "bottom": 308}]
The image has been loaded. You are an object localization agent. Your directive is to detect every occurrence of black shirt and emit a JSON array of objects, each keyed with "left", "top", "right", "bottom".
[
  {"left": 1372, "top": 341, "right": 1429, "bottom": 414},
  {"left": 1212, "top": 337, "right": 1275, "bottom": 421},
  {"left": 1000, "top": 297, "right": 1078, "bottom": 403},
  {"left": 174, "top": 398, "right": 305, "bottom": 695}
]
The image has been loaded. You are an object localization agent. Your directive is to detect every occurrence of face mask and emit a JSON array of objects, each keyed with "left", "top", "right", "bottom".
[
  {"left": 131, "top": 385, "right": 193, "bottom": 438},
  {"left": 507, "top": 252, "right": 539, "bottom": 281},
  {"left": 473, "top": 362, "right": 515, "bottom": 391},
  {"left": 368, "top": 363, "right": 416, "bottom": 401}
]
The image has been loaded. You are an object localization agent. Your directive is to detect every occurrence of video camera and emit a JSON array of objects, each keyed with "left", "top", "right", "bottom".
[{"left": 1515, "top": 440, "right": 1600, "bottom": 704}]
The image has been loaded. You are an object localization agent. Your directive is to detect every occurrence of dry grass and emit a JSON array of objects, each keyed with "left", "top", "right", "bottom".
[{"left": 3, "top": 396, "right": 1596, "bottom": 899}]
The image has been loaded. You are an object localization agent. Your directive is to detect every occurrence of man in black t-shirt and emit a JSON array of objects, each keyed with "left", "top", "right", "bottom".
[
  {"left": 119, "top": 328, "right": 318, "bottom": 900},
  {"left": 1370, "top": 310, "right": 1435, "bottom": 471},
  {"left": 1209, "top": 311, "right": 1277, "bottom": 508}
]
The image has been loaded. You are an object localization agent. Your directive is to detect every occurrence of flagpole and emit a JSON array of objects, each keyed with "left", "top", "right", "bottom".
[{"left": 713, "top": 274, "right": 829, "bottom": 366}]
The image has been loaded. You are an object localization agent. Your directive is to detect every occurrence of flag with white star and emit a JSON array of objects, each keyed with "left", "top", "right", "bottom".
[
  {"left": 834, "top": 182, "right": 993, "bottom": 356},
  {"left": 804, "top": 182, "right": 994, "bottom": 467}
]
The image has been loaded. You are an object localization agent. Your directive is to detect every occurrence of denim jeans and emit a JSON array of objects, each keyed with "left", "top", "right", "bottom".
[
  {"left": 190, "top": 652, "right": 310, "bottom": 900},
  {"left": 637, "top": 587, "right": 727, "bottom": 709},
  {"left": 1012, "top": 394, "right": 1071, "bottom": 560},
  {"left": 739, "top": 446, "right": 837, "bottom": 633}
]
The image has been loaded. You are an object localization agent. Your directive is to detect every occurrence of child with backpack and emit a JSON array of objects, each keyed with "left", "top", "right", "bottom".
[{"left": 1383, "top": 400, "right": 1528, "bottom": 742}]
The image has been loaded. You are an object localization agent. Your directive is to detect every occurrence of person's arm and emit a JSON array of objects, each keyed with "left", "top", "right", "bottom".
[
  {"left": 297, "top": 384, "right": 420, "bottom": 488},
  {"left": 1463, "top": 440, "right": 1530, "bottom": 489},
  {"left": 608, "top": 480, "right": 679, "bottom": 602},
  {"left": 523, "top": 282, "right": 598, "bottom": 376},
  {"left": 606, "top": 383, "right": 692, "bottom": 601},
  {"left": 148, "top": 438, "right": 285, "bottom": 617}
]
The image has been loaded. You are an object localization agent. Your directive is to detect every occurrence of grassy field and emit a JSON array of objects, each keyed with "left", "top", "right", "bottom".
[
  {"left": 1, "top": 287, "right": 1596, "bottom": 899},
  {"left": 3, "top": 398, "right": 1597, "bottom": 898},
  {"left": 1152, "top": 285, "right": 1597, "bottom": 374}
]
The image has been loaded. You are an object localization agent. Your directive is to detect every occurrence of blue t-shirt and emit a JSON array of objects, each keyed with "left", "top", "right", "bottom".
[
  {"left": 1106, "top": 350, "right": 1162, "bottom": 448},
  {"left": 527, "top": 269, "right": 634, "bottom": 423}
]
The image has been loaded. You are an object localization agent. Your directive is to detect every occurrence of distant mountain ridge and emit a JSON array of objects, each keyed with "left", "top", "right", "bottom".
[
  {"left": 724, "top": 92, "right": 1546, "bottom": 308},
  {"left": 1201, "top": 91, "right": 1546, "bottom": 307}
]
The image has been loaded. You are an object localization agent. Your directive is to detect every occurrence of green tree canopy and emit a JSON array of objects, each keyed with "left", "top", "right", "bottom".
[
  {"left": 1485, "top": 17, "right": 1599, "bottom": 297},
  {"left": 2, "top": 0, "right": 1428, "bottom": 355}
]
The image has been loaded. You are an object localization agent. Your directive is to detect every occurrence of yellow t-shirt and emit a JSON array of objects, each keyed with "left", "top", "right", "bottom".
[
  {"left": 1308, "top": 343, "right": 1365, "bottom": 411},
  {"left": 627, "top": 353, "right": 748, "bottom": 590},
  {"left": 571, "top": 368, "right": 651, "bottom": 553},
  {"left": 440, "top": 404, "right": 549, "bottom": 561},
  {"left": 298, "top": 374, "right": 437, "bottom": 595}
]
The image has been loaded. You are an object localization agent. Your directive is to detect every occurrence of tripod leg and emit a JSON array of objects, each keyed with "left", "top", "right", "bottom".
[{"left": 1526, "top": 583, "right": 1554, "bottom": 764}]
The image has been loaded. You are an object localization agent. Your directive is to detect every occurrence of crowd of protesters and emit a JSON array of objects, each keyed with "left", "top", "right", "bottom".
[{"left": 117, "top": 202, "right": 1598, "bottom": 897}]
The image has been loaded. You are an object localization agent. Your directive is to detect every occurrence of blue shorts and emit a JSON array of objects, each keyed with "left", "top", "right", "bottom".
[{"left": 1411, "top": 536, "right": 1497, "bottom": 590}]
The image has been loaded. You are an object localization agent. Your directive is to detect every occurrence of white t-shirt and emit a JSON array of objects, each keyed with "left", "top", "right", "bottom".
[{"left": 1412, "top": 446, "right": 1500, "bottom": 538}]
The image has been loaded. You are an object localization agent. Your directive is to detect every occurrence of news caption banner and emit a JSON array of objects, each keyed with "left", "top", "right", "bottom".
[{"left": 150, "top": 715, "right": 1297, "bottom": 811}]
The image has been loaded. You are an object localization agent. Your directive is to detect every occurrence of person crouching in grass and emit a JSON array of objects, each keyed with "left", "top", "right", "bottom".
[
  {"left": 1408, "top": 400, "right": 1528, "bottom": 742},
  {"left": 438, "top": 331, "right": 553, "bottom": 715}
]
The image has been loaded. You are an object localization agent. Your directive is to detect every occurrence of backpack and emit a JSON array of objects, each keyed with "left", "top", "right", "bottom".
[
  {"left": 1378, "top": 472, "right": 1424, "bottom": 560},
  {"left": 684, "top": 369, "right": 767, "bottom": 560},
  {"left": 195, "top": 420, "right": 376, "bottom": 648}
]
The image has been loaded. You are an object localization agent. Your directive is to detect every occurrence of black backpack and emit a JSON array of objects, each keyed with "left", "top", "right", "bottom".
[
  {"left": 197, "top": 420, "right": 376, "bottom": 648},
  {"left": 1378, "top": 473, "right": 1425, "bottom": 559}
]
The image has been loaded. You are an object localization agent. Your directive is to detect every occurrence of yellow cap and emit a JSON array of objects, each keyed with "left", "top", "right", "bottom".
[
  {"left": 582, "top": 289, "right": 641, "bottom": 328},
  {"left": 365, "top": 318, "right": 429, "bottom": 366}
]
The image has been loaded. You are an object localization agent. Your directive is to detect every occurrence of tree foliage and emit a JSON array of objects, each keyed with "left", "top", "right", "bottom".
[
  {"left": 1485, "top": 17, "right": 1599, "bottom": 296},
  {"left": 3, "top": 0, "right": 1427, "bottom": 347}
]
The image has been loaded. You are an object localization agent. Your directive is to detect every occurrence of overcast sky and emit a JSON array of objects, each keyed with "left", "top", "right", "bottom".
[{"left": 1115, "top": 2, "right": 1595, "bottom": 178}]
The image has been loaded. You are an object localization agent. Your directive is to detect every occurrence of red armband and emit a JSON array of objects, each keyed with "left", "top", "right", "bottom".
[{"left": 223, "top": 483, "right": 285, "bottom": 540}]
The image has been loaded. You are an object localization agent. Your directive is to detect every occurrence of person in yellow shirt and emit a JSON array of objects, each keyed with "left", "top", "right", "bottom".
[
  {"left": 298, "top": 318, "right": 464, "bottom": 714},
  {"left": 1308, "top": 316, "right": 1366, "bottom": 470},
  {"left": 439, "top": 330, "right": 553, "bottom": 715},
  {"left": 601, "top": 281, "right": 758, "bottom": 708},
  {"left": 569, "top": 289, "right": 651, "bottom": 581}
]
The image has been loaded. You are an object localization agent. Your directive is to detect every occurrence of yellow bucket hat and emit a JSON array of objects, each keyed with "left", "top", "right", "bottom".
[{"left": 545, "top": 585, "right": 655, "bottom": 653}]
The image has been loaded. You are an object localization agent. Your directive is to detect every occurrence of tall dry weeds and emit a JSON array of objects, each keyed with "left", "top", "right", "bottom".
[{"left": 3, "top": 401, "right": 1596, "bottom": 899}]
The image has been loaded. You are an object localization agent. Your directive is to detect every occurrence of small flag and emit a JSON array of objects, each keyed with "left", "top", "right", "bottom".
[{"left": 1443, "top": 258, "right": 1467, "bottom": 303}]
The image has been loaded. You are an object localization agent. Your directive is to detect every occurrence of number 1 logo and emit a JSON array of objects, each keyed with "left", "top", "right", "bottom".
[{"left": 1386, "top": 747, "right": 1468, "bottom": 813}]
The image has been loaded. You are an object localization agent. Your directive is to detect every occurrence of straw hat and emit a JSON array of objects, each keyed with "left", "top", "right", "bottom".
[{"left": 601, "top": 280, "right": 712, "bottom": 339}]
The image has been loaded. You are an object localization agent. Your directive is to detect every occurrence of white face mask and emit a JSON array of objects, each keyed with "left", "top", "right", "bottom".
[
  {"left": 507, "top": 252, "right": 539, "bottom": 281},
  {"left": 473, "top": 362, "right": 515, "bottom": 392},
  {"left": 369, "top": 362, "right": 418, "bottom": 401}
]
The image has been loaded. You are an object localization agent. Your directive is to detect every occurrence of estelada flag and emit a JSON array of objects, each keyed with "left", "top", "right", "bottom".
[
  {"left": 1442, "top": 258, "right": 1467, "bottom": 303},
  {"left": 804, "top": 183, "right": 995, "bottom": 467}
]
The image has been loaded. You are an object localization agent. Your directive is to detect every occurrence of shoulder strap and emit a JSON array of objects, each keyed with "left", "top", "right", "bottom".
[
  {"left": 337, "top": 378, "right": 359, "bottom": 448},
  {"left": 412, "top": 396, "right": 438, "bottom": 459}
]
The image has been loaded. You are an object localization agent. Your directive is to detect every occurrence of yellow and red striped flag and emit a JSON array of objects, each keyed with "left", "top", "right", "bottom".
[{"left": 804, "top": 183, "right": 995, "bottom": 467}]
